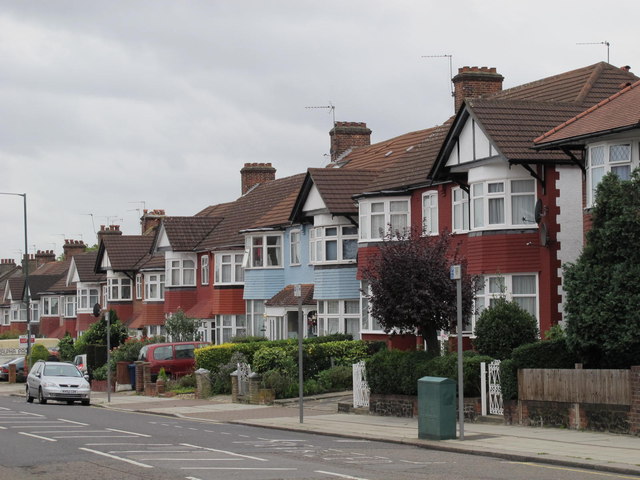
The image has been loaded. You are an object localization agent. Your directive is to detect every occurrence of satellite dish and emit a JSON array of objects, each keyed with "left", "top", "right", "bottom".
[
  {"left": 534, "top": 199, "right": 544, "bottom": 224},
  {"left": 92, "top": 303, "right": 102, "bottom": 318},
  {"left": 539, "top": 222, "right": 548, "bottom": 247}
]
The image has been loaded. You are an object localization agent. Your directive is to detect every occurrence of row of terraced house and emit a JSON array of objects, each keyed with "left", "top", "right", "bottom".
[{"left": 2, "top": 61, "right": 640, "bottom": 349}]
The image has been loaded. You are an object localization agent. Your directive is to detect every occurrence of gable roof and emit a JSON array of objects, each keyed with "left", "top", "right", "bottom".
[
  {"left": 71, "top": 252, "right": 105, "bottom": 283},
  {"left": 265, "top": 284, "right": 315, "bottom": 307},
  {"left": 159, "top": 216, "right": 223, "bottom": 252},
  {"left": 97, "top": 235, "right": 154, "bottom": 272},
  {"left": 197, "top": 173, "right": 305, "bottom": 249},
  {"left": 534, "top": 79, "right": 640, "bottom": 148}
]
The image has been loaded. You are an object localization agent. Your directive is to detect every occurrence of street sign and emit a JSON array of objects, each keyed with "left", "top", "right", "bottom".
[
  {"left": 450, "top": 265, "right": 461, "bottom": 280},
  {"left": 19, "top": 335, "right": 35, "bottom": 344},
  {"left": 294, "top": 284, "right": 301, "bottom": 297}
]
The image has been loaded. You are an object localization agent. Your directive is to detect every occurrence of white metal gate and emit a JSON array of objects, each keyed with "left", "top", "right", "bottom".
[
  {"left": 488, "top": 360, "right": 503, "bottom": 415},
  {"left": 237, "top": 362, "right": 252, "bottom": 396},
  {"left": 353, "top": 361, "right": 370, "bottom": 408}
]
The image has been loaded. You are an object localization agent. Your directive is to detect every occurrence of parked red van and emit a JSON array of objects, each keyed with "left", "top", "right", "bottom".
[{"left": 137, "top": 341, "right": 209, "bottom": 379}]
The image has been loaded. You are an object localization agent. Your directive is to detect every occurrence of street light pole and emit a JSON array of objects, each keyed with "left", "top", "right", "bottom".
[{"left": 0, "top": 192, "right": 31, "bottom": 359}]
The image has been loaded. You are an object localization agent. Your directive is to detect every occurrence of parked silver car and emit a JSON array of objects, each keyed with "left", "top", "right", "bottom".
[{"left": 26, "top": 360, "right": 91, "bottom": 405}]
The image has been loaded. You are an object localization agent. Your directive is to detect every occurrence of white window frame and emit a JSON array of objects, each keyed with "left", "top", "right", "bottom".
[
  {"left": 214, "top": 252, "right": 244, "bottom": 284},
  {"left": 452, "top": 187, "right": 470, "bottom": 232},
  {"left": 247, "top": 234, "right": 283, "bottom": 269},
  {"left": 309, "top": 225, "right": 358, "bottom": 264},
  {"left": 472, "top": 273, "right": 538, "bottom": 333},
  {"left": 470, "top": 178, "right": 535, "bottom": 230},
  {"left": 30, "top": 302, "right": 40, "bottom": 323},
  {"left": 246, "top": 300, "right": 266, "bottom": 337},
  {"left": 135, "top": 274, "right": 142, "bottom": 300},
  {"left": 1, "top": 309, "right": 9, "bottom": 325},
  {"left": 215, "top": 314, "right": 247, "bottom": 344},
  {"left": 78, "top": 287, "right": 99, "bottom": 311},
  {"left": 42, "top": 296, "right": 60, "bottom": 316},
  {"left": 144, "top": 273, "right": 165, "bottom": 301},
  {"left": 587, "top": 142, "right": 634, "bottom": 207},
  {"left": 317, "top": 299, "right": 361, "bottom": 337},
  {"left": 168, "top": 257, "right": 196, "bottom": 287},
  {"left": 360, "top": 281, "right": 383, "bottom": 333},
  {"left": 11, "top": 303, "right": 27, "bottom": 322},
  {"left": 108, "top": 277, "right": 132, "bottom": 301},
  {"left": 359, "top": 197, "right": 411, "bottom": 241},
  {"left": 201, "top": 255, "right": 210, "bottom": 285},
  {"left": 64, "top": 296, "right": 76, "bottom": 318},
  {"left": 422, "top": 191, "right": 439, "bottom": 235},
  {"left": 290, "top": 230, "right": 301, "bottom": 266}
]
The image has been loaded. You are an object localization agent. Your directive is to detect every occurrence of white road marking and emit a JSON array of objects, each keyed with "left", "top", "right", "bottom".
[
  {"left": 106, "top": 428, "right": 151, "bottom": 437},
  {"left": 0, "top": 426, "right": 6, "bottom": 430},
  {"left": 109, "top": 450, "right": 195, "bottom": 454},
  {"left": 85, "top": 443, "right": 172, "bottom": 446},
  {"left": 181, "top": 467, "right": 297, "bottom": 471},
  {"left": 180, "top": 443, "right": 268, "bottom": 462},
  {"left": 334, "top": 439, "right": 370, "bottom": 443},
  {"left": 399, "top": 459, "right": 448, "bottom": 465},
  {"left": 18, "top": 432, "right": 56, "bottom": 442},
  {"left": 238, "top": 434, "right": 249, "bottom": 438},
  {"left": 185, "top": 477, "right": 203, "bottom": 480},
  {"left": 140, "top": 458, "right": 242, "bottom": 461},
  {"left": 20, "top": 411, "right": 45, "bottom": 417},
  {"left": 0, "top": 420, "right": 60, "bottom": 424},
  {"left": 58, "top": 418, "right": 88, "bottom": 426},
  {"left": 79, "top": 447, "right": 153, "bottom": 468},
  {"left": 0, "top": 407, "right": 10, "bottom": 411},
  {"left": 315, "top": 471, "right": 371, "bottom": 480},
  {"left": 53, "top": 435, "right": 135, "bottom": 439},
  {"left": 219, "top": 431, "right": 230, "bottom": 435},
  {"left": 188, "top": 428, "right": 198, "bottom": 431}
]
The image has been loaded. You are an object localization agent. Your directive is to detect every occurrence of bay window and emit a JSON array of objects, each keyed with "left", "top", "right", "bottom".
[
  {"left": 317, "top": 299, "right": 361, "bottom": 336},
  {"left": 11, "top": 304, "right": 26, "bottom": 321},
  {"left": 64, "top": 296, "right": 76, "bottom": 318},
  {"left": 78, "top": 288, "right": 99, "bottom": 310},
  {"left": 248, "top": 234, "right": 282, "bottom": 268},
  {"left": 587, "top": 143, "right": 633, "bottom": 206},
  {"left": 422, "top": 191, "right": 438, "bottom": 235},
  {"left": 168, "top": 258, "right": 196, "bottom": 286},
  {"left": 108, "top": 277, "right": 132, "bottom": 301},
  {"left": 215, "top": 253, "right": 244, "bottom": 284},
  {"left": 471, "top": 179, "right": 535, "bottom": 229},
  {"left": 145, "top": 273, "right": 165, "bottom": 300},
  {"left": 216, "top": 314, "right": 247, "bottom": 344},
  {"left": 43, "top": 297, "right": 59, "bottom": 316},
  {"left": 310, "top": 225, "right": 357, "bottom": 264},
  {"left": 136, "top": 274, "right": 142, "bottom": 299},
  {"left": 359, "top": 198, "right": 410, "bottom": 241},
  {"left": 452, "top": 187, "right": 469, "bottom": 232}
]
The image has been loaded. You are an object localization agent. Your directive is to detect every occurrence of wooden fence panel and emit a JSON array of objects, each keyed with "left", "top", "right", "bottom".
[{"left": 519, "top": 369, "right": 630, "bottom": 405}]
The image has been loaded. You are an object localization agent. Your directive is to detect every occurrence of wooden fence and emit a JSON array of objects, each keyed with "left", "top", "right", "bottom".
[{"left": 518, "top": 368, "right": 631, "bottom": 405}]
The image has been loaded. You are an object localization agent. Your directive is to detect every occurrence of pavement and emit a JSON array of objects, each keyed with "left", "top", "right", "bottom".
[{"left": 1, "top": 382, "right": 639, "bottom": 476}]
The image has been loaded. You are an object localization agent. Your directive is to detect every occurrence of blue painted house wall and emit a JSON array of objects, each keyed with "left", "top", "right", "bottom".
[
  {"left": 243, "top": 269, "right": 285, "bottom": 300},
  {"left": 313, "top": 266, "right": 360, "bottom": 299}
]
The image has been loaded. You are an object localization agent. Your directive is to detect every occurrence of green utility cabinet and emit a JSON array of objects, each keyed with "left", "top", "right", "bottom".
[{"left": 417, "top": 376, "right": 456, "bottom": 440}]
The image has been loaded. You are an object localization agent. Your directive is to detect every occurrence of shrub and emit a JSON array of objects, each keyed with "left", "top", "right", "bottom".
[
  {"left": 111, "top": 337, "right": 161, "bottom": 364},
  {"left": 366, "top": 349, "right": 435, "bottom": 395},
  {"left": 230, "top": 335, "right": 268, "bottom": 344},
  {"left": 0, "top": 330, "right": 21, "bottom": 339},
  {"left": 261, "top": 369, "right": 296, "bottom": 399},
  {"left": 92, "top": 364, "right": 108, "bottom": 381},
  {"left": 177, "top": 373, "right": 196, "bottom": 389},
  {"left": 57, "top": 333, "right": 75, "bottom": 362},
  {"left": 316, "top": 365, "right": 352, "bottom": 392},
  {"left": 499, "top": 359, "right": 518, "bottom": 401},
  {"left": 29, "top": 344, "right": 50, "bottom": 368},
  {"left": 473, "top": 297, "right": 539, "bottom": 359},
  {"left": 252, "top": 347, "right": 297, "bottom": 376},
  {"left": 210, "top": 351, "right": 248, "bottom": 395}
]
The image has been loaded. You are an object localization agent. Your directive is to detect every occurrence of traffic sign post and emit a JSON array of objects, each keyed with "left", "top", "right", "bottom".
[{"left": 450, "top": 264, "right": 464, "bottom": 440}]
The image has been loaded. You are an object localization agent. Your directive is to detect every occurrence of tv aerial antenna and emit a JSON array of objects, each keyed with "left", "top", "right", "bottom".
[
  {"left": 128, "top": 200, "right": 147, "bottom": 217},
  {"left": 305, "top": 102, "right": 336, "bottom": 126},
  {"left": 422, "top": 54, "right": 454, "bottom": 113},
  {"left": 576, "top": 41, "right": 610, "bottom": 63}
]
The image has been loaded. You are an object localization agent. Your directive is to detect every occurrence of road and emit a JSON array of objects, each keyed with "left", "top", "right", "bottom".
[{"left": 0, "top": 395, "right": 638, "bottom": 480}]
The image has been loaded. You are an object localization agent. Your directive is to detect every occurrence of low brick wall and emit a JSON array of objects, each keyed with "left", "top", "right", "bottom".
[{"left": 369, "top": 393, "right": 481, "bottom": 420}]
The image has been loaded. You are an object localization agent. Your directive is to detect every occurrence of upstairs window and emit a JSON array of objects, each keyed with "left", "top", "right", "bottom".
[
  {"left": 201, "top": 256, "right": 210, "bottom": 285},
  {"left": 290, "top": 230, "right": 301, "bottom": 265},
  {"left": 422, "top": 191, "right": 439, "bottom": 235},
  {"left": 587, "top": 143, "right": 633, "bottom": 206},
  {"left": 43, "top": 297, "right": 59, "bottom": 316},
  {"left": 452, "top": 187, "right": 469, "bottom": 232},
  {"left": 78, "top": 288, "right": 99, "bottom": 310},
  {"left": 64, "top": 296, "right": 76, "bottom": 318},
  {"left": 248, "top": 234, "right": 282, "bottom": 268},
  {"left": 135, "top": 274, "right": 142, "bottom": 299},
  {"left": 169, "top": 258, "right": 196, "bottom": 286},
  {"left": 471, "top": 179, "right": 535, "bottom": 230},
  {"left": 215, "top": 253, "right": 244, "bottom": 284},
  {"left": 359, "top": 198, "right": 410, "bottom": 241},
  {"left": 310, "top": 225, "right": 357, "bottom": 264},
  {"left": 108, "top": 277, "right": 132, "bottom": 300},
  {"left": 145, "top": 273, "right": 165, "bottom": 300}
]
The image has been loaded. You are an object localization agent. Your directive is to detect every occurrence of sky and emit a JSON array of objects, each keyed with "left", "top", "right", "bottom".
[{"left": 0, "top": 1, "right": 637, "bottom": 262}]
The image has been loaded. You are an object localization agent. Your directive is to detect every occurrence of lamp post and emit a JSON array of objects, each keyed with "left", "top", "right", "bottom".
[{"left": 0, "top": 192, "right": 31, "bottom": 359}]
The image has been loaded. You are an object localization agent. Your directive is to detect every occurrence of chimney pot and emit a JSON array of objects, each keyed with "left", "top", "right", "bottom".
[
  {"left": 240, "top": 163, "right": 277, "bottom": 195},
  {"left": 329, "top": 121, "right": 372, "bottom": 162},
  {"left": 452, "top": 66, "right": 504, "bottom": 112}
]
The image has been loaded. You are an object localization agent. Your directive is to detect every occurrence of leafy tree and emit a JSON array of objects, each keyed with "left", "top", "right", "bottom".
[
  {"left": 473, "top": 296, "right": 539, "bottom": 359},
  {"left": 361, "top": 228, "right": 478, "bottom": 354},
  {"left": 564, "top": 171, "right": 640, "bottom": 368},
  {"left": 28, "top": 344, "right": 50, "bottom": 368},
  {"left": 57, "top": 333, "right": 75, "bottom": 361},
  {"left": 165, "top": 309, "right": 201, "bottom": 342},
  {"left": 75, "top": 309, "right": 128, "bottom": 352}
]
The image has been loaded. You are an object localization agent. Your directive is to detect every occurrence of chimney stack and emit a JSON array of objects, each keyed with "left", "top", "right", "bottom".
[
  {"left": 452, "top": 66, "right": 504, "bottom": 112},
  {"left": 329, "top": 122, "right": 372, "bottom": 162},
  {"left": 0, "top": 259, "right": 17, "bottom": 276},
  {"left": 35, "top": 250, "right": 56, "bottom": 267},
  {"left": 97, "top": 225, "right": 122, "bottom": 245},
  {"left": 22, "top": 254, "right": 37, "bottom": 275},
  {"left": 62, "top": 240, "right": 87, "bottom": 259},
  {"left": 240, "top": 163, "right": 276, "bottom": 195},
  {"left": 140, "top": 209, "right": 166, "bottom": 235}
]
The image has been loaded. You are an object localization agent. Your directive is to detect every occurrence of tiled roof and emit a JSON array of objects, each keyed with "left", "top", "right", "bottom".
[
  {"left": 195, "top": 201, "right": 235, "bottom": 218},
  {"left": 534, "top": 79, "right": 640, "bottom": 146},
  {"left": 161, "top": 216, "right": 224, "bottom": 251},
  {"left": 490, "top": 62, "right": 638, "bottom": 106},
  {"left": 43, "top": 275, "right": 76, "bottom": 295},
  {"left": 198, "top": 174, "right": 306, "bottom": 250},
  {"left": 73, "top": 252, "right": 105, "bottom": 283},
  {"left": 31, "top": 259, "right": 71, "bottom": 276},
  {"left": 265, "top": 284, "right": 315, "bottom": 307},
  {"left": 7, "top": 277, "right": 25, "bottom": 300},
  {"left": 139, "top": 254, "right": 166, "bottom": 270},
  {"left": 28, "top": 274, "right": 66, "bottom": 299},
  {"left": 467, "top": 99, "right": 586, "bottom": 163},
  {"left": 101, "top": 235, "right": 154, "bottom": 271},
  {"left": 306, "top": 169, "right": 379, "bottom": 215}
]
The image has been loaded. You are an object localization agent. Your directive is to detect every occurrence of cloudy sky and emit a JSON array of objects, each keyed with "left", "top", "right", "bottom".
[{"left": 0, "top": 1, "right": 637, "bottom": 261}]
